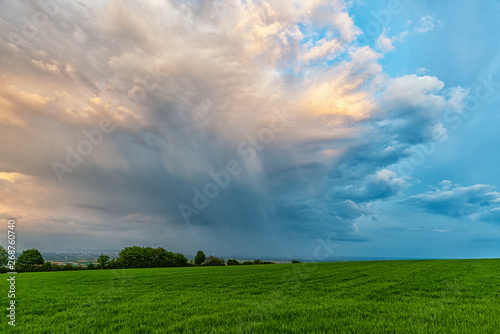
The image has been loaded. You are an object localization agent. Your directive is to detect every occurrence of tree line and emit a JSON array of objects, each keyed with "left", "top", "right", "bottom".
[{"left": 0, "top": 245, "right": 276, "bottom": 273}]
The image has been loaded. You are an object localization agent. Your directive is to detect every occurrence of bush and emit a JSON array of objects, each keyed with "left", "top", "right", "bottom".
[
  {"left": 226, "top": 259, "right": 240, "bottom": 265},
  {"left": 42, "top": 261, "right": 52, "bottom": 271},
  {"left": 291, "top": 259, "right": 301, "bottom": 263},
  {"left": 63, "top": 263, "right": 75, "bottom": 270},
  {"left": 51, "top": 263, "right": 63, "bottom": 271},
  {"left": 87, "top": 263, "right": 96, "bottom": 270}
]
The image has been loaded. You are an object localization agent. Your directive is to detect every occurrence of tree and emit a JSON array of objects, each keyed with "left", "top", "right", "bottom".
[
  {"left": 204, "top": 255, "right": 225, "bottom": 266},
  {"left": 51, "top": 263, "right": 63, "bottom": 271},
  {"left": 116, "top": 246, "right": 189, "bottom": 269},
  {"left": 0, "top": 244, "right": 7, "bottom": 266},
  {"left": 16, "top": 249, "right": 44, "bottom": 271},
  {"left": 63, "top": 263, "right": 74, "bottom": 270},
  {"left": 97, "top": 254, "right": 110, "bottom": 269},
  {"left": 87, "top": 263, "right": 96, "bottom": 270},
  {"left": 194, "top": 250, "right": 206, "bottom": 266},
  {"left": 118, "top": 246, "right": 146, "bottom": 268},
  {"left": 107, "top": 259, "right": 121, "bottom": 269},
  {"left": 171, "top": 252, "right": 188, "bottom": 267},
  {"left": 42, "top": 261, "right": 52, "bottom": 271},
  {"left": 227, "top": 259, "right": 240, "bottom": 265}
]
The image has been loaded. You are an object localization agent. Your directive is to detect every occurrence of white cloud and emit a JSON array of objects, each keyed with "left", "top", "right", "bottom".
[
  {"left": 303, "top": 38, "right": 341, "bottom": 61},
  {"left": 391, "top": 15, "right": 443, "bottom": 44},
  {"left": 432, "top": 229, "right": 447, "bottom": 233},
  {"left": 446, "top": 86, "right": 470, "bottom": 113},
  {"left": 383, "top": 75, "right": 450, "bottom": 113},
  {"left": 415, "top": 15, "right": 443, "bottom": 34},
  {"left": 416, "top": 67, "right": 430, "bottom": 75},
  {"left": 375, "top": 28, "right": 394, "bottom": 53}
]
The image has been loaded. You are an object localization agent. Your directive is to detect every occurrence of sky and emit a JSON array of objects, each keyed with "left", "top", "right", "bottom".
[{"left": 0, "top": 0, "right": 499, "bottom": 260}]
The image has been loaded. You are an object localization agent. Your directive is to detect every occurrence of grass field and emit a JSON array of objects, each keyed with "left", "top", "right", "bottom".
[{"left": 2, "top": 259, "right": 500, "bottom": 333}]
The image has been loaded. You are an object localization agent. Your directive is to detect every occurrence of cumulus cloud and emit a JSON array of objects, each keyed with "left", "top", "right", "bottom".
[
  {"left": 402, "top": 182, "right": 500, "bottom": 218},
  {"left": 0, "top": 1, "right": 467, "bottom": 255}
]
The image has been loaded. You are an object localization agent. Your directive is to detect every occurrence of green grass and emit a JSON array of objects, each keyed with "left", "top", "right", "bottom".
[{"left": 2, "top": 259, "right": 500, "bottom": 333}]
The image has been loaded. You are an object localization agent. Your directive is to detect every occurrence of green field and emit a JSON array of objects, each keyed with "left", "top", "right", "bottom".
[{"left": 2, "top": 259, "right": 500, "bottom": 333}]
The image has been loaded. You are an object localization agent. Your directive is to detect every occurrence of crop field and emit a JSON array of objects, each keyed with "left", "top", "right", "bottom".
[{"left": 2, "top": 259, "right": 500, "bottom": 333}]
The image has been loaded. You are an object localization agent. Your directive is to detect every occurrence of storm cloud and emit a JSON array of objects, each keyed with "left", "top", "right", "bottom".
[{"left": 0, "top": 0, "right": 470, "bottom": 257}]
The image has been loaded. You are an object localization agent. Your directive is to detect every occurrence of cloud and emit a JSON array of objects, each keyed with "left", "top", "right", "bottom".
[
  {"left": 0, "top": 1, "right": 468, "bottom": 255},
  {"left": 414, "top": 15, "right": 443, "bottom": 34},
  {"left": 477, "top": 208, "right": 500, "bottom": 224},
  {"left": 416, "top": 67, "right": 430, "bottom": 75},
  {"left": 401, "top": 182, "right": 500, "bottom": 218},
  {"left": 392, "top": 15, "right": 443, "bottom": 44},
  {"left": 432, "top": 229, "right": 447, "bottom": 233},
  {"left": 379, "top": 74, "right": 471, "bottom": 145},
  {"left": 303, "top": 38, "right": 342, "bottom": 61},
  {"left": 375, "top": 28, "right": 394, "bottom": 53},
  {"left": 331, "top": 169, "right": 409, "bottom": 202}
]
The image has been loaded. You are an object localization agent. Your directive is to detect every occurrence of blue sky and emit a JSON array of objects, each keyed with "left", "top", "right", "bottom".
[
  {"left": 349, "top": 0, "right": 500, "bottom": 259},
  {"left": 0, "top": 0, "right": 499, "bottom": 260}
]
